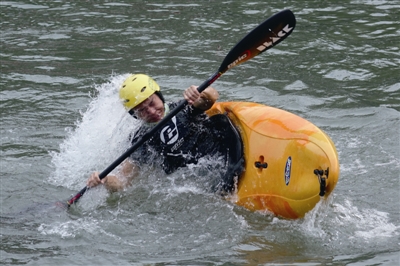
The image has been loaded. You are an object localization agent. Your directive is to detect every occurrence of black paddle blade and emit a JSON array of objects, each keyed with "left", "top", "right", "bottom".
[{"left": 219, "top": 9, "right": 296, "bottom": 74}]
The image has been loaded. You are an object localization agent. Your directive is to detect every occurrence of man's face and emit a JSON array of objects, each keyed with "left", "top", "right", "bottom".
[{"left": 132, "top": 94, "right": 165, "bottom": 123}]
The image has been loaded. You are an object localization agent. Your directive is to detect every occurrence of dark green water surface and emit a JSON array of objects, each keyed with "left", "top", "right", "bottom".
[{"left": 1, "top": 1, "right": 399, "bottom": 265}]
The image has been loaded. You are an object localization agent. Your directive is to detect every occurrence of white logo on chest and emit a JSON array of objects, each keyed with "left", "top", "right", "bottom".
[{"left": 160, "top": 116, "right": 179, "bottom": 145}]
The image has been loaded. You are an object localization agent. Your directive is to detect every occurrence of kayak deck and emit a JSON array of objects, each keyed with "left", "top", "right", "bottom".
[{"left": 207, "top": 102, "right": 339, "bottom": 219}]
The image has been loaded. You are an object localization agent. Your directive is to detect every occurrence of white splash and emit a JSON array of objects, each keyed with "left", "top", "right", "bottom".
[
  {"left": 48, "top": 74, "right": 140, "bottom": 189},
  {"left": 38, "top": 218, "right": 99, "bottom": 239},
  {"left": 333, "top": 199, "right": 399, "bottom": 240}
]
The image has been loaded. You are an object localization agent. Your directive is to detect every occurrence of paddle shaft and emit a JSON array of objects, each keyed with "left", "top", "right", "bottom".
[{"left": 66, "top": 9, "right": 296, "bottom": 207}]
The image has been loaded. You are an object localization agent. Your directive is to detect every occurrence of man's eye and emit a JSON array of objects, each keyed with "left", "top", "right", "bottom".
[{"left": 136, "top": 107, "right": 146, "bottom": 113}]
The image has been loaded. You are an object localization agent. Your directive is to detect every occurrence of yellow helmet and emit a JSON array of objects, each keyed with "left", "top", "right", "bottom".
[{"left": 119, "top": 74, "right": 160, "bottom": 110}]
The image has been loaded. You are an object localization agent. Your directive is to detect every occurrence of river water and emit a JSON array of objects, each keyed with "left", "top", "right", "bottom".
[{"left": 1, "top": 1, "right": 399, "bottom": 265}]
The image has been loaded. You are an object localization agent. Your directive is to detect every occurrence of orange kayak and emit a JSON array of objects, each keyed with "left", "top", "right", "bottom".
[{"left": 207, "top": 102, "right": 339, "bottom": 219}]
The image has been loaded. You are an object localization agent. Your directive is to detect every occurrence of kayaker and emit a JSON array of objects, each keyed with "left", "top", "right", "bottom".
[{"left": 86, "top": 74, "right": 244, "bottom": 194}]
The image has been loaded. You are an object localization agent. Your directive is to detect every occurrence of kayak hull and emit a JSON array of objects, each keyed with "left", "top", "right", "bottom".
[{"left": 207, "top": 102, "right": 339, "bottom": 219}]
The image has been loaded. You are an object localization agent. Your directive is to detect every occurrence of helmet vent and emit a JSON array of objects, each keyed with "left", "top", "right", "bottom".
[{"left": 140, "top": 86, "right": 146, "bottom": 92}]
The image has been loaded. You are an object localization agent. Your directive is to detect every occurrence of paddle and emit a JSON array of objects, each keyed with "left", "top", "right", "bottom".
[{"left": 65, "top": 9, "right": 296, "bottom": 207}]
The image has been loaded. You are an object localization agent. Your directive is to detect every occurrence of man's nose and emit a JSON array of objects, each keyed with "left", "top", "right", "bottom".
[{"left": 147, "top": 107, "right": 157, "bottom": 114}]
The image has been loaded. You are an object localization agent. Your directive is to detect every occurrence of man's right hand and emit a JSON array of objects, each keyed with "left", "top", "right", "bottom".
[
  {"left": 86, "top": 171, "right": 104, "bottom": 188},
  {"left": 85, "top": 160, "right": 137, "bottom": 192}
]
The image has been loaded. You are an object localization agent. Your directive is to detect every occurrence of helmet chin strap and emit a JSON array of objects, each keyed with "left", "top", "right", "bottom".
[{"left": 163, "top": 103, "right": 170, "bottom": 116}]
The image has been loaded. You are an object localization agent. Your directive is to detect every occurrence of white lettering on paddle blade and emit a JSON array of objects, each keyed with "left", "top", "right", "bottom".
[{"left": 256, "top": 24, "right": 294, "bottom": 52}]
